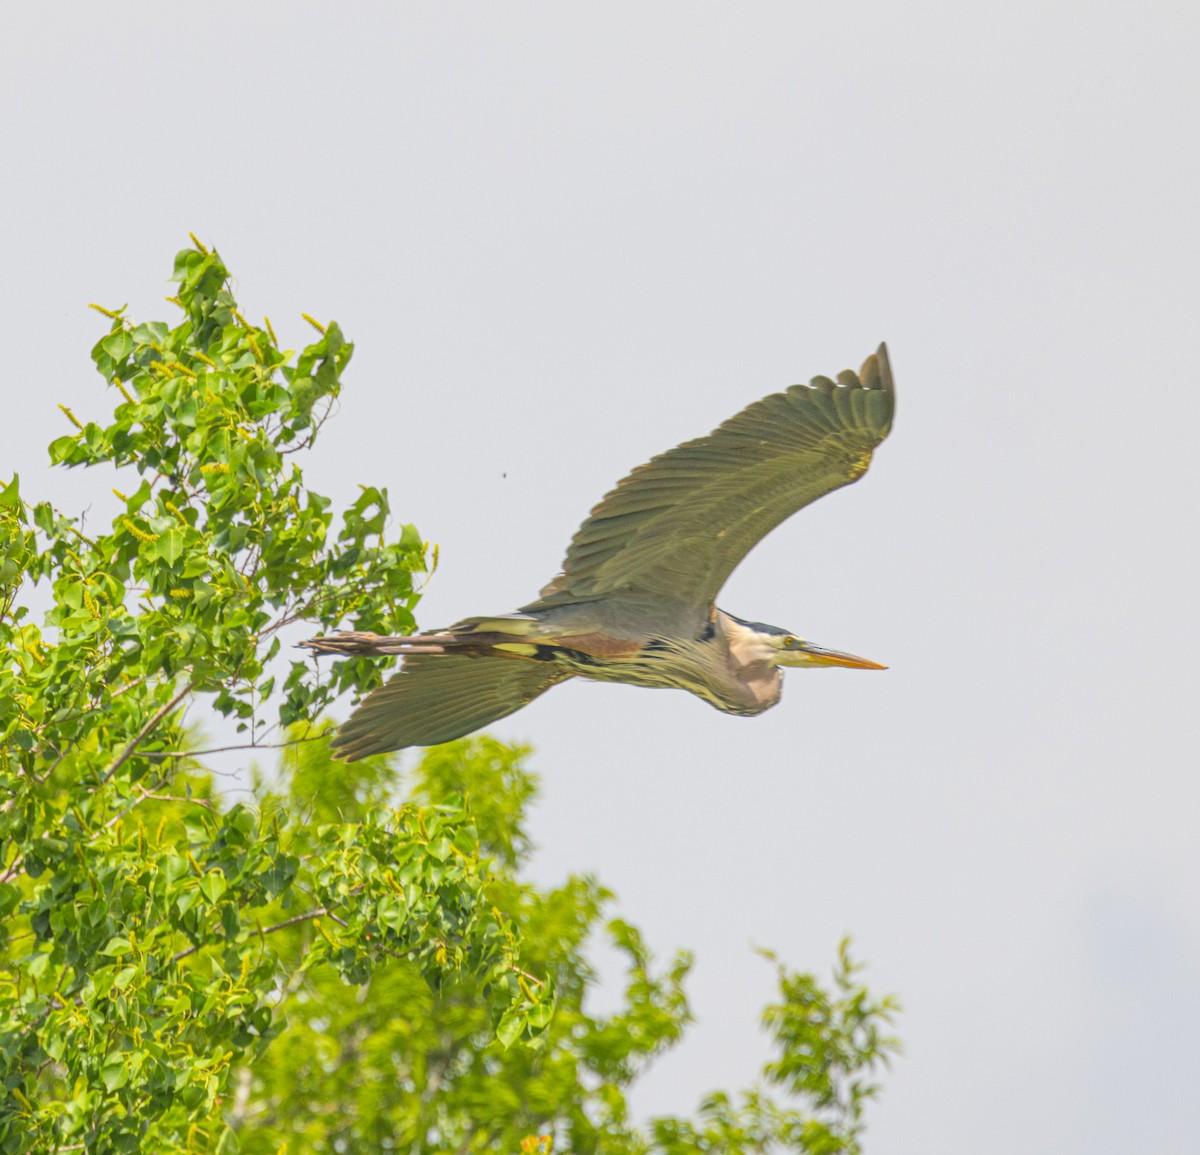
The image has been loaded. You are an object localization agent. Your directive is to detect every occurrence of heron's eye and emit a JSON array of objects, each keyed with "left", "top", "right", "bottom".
[{"left": 782, "top": 635, "right": 795, "bottom": 646}]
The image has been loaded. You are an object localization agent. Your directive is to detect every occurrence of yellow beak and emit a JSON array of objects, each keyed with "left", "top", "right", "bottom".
[{"left": 796, "top": 642, "right": 887, "bottom": 670}]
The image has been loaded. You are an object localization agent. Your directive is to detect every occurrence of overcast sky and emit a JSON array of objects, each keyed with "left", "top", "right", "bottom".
[{"left": 4, "top": 3, "right": 1199, "bottom": 1150}]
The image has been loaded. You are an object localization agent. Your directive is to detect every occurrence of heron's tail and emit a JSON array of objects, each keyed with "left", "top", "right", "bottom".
[{"left": 328, "top": 654, "right": 568, "bottom": 760}]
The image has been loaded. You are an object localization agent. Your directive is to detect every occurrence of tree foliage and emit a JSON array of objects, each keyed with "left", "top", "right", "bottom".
[{"left": 0, "top": 244, "right": 899, "bottom": 1153}]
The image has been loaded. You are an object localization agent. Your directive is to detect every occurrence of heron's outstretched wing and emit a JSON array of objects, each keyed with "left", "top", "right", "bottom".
[
  {"left": 331, "top": 655, "right": 568, "bottom": 761},
  {"left": 531, "top": 344, "right": 895, "bottom": 609}
]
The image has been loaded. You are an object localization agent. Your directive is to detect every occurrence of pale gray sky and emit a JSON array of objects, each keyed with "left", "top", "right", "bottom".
[{"left": 4, "top": 3, "right": 1199, "bottom": 1150}]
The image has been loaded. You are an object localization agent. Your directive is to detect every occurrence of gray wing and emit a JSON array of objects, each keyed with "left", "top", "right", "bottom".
[
  {"left": 331, "top": 655, "right": 569, "bottom": 761},
  {"left": 531, "top": 344, "right": 895, "bottom": 609}
]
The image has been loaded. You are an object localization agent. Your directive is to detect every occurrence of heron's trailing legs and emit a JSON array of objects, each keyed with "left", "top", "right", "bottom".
[
  {"left": 301, "top": 630, "right": 453, "bottom": 657},
  {"left": 300, "top": 620, "right": 551, "bottom": 661}
]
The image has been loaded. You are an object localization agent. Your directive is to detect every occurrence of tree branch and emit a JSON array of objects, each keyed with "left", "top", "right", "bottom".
[
  {"left": 99, "top": 682, "right": 194, "bottom": 785},
  {"left": 171, "top": 906, "right": 334, "bottom": 963}
]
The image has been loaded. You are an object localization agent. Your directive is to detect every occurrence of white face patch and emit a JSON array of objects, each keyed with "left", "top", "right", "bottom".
[{"left": 721, "top": 614, "right": 783, "bottom": 667}]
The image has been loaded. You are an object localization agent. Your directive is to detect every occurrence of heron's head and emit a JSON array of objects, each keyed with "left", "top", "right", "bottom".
[
  {"left": 769, "top": 631, "right": 887, "bottom": 670},
  {"left": 720, "top": 612, "right": 886, "bottom": 671}
]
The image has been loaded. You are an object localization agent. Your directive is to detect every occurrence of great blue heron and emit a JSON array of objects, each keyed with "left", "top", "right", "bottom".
[{"left": 305, "top": 344, "right": 894, "bottom": 760}]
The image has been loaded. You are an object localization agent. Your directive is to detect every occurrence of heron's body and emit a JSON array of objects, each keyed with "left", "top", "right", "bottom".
[
  {"left": 305, "top": 345, "right": 895, "bottom": 760},
  {"left": 527, "top": 608, "right": 785, "bottom": 716}
]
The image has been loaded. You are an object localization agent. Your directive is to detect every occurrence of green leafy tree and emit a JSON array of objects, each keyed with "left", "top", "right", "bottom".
[
  {"left": 234, "top": 736, "right": 900, "bottom": 1155},
  {"left": 0, "top": 244, "right": 899, "bottom": 1153}
]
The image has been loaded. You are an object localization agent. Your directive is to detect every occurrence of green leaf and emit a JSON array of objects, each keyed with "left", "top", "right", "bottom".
[
  {"left": 0, "top": 474, "right": 19, "bottom": 508},
  {"left": 101, "top": 1055, "right": 130, "bottom": 1092},
  {"left": 495, "top": 1006, "right": 525, "bottom": 1050},
  {"left": 199, "top": 871, "right": 227, "bottom": 904},
  {"left": 48, "top": 434, "right": 82, "bottom": 464},
  {"left": 101, "top": 329, "right": 133, "bottom": 363},
  {"left": 0, "top": 883, "right": 20, "bottom": 918}
]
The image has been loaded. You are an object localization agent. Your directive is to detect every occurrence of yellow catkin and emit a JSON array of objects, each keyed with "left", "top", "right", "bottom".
[
  {"left": 164, "top": 501, "right": 187, "bottom": 525},
  {"left": 192, "top": 350, "right": 217, "bottom": 369},
  {"left": 88, "top": 302, "right": 123, "bottom": 320},
  {"left": 300, "top": 313, "right": 326, "bottom": 335},
  {"left": 169, "top": 589, "right": 191, "bottom": 599},
  {"left": 200, "top": 463, "right": 229, "bottom": 475},
  {"left": 121, "top": 519, "right": 158, "bottom": 543},
  {"left": 233, "top": 309, "right": 250, "bottom": 329},
  {"left": 82, "top": 588, "right": 101, "bottom": 621},
  {"left": 263, "top": 316, "right": 278, "bottom": 345},
  {"left": 113, "top": 378, "right": 135, "bottom": 404},
  {"left": 169, "top": 361, "right": 196, "bottom": 380},
  {"left": 188, "top": 232, "right": 208, "bottom": 254},
  {"left": 112, "top": 488, "right": 128, "bottom": 502},
  {"left": 164, "top": 295, "right": 184, "bottom": 308},
  {"left": 57, "top": 404, "right": 84, "bottom": 431},
  {"left": 246, "top": 333, "right": 263, "bottom": 362}
]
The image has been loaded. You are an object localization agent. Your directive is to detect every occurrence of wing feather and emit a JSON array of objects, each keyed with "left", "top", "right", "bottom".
[
  {"left": 530, "top": 344, "right": 894, "bottom": 607},
  {"left": 332, "top": 655, "right": 568, "bottom": 761}
]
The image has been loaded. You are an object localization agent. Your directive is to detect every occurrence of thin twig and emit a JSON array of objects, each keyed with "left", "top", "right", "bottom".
[
  {"left": 512, "top": 966, "right": 545, "bottom": 989},
  {"left": 258, "top": 574, "right": 398, "bottom": 640},
  {"left": 33, "top": 741, "right": 73, "bottom": 785},
  {"left": 146, "top": 734, "right": 325, "bottom": 759},
  {"left": 171, "top": 906, "right": 332, "bottom": 963},
  {"left": 135, "top": 792, "right": 213, "bottom": 810},
  {"left": 99, "top": 682, "right": 193, "bottom": 785},
  {"left": 0, "top": 855, "right": 25, "bottom": 884},
  {"left": 30, "top": 670, "right": 154, "bottom": 743},
  {"left": 103, "top": 775, "right": 169, "bottom": 829}
]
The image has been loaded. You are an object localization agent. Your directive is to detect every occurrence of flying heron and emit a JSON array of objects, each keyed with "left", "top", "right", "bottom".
[{"left": 305, "top": 343, "right": 894, "bottom": 760}]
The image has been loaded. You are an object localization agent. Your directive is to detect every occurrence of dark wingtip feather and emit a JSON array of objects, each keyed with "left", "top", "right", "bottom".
[
  {"left": 857, "top": 343, "right": 894, "bottom": 436},
  {"left": 862, "top": 342, "right": 894, "bottom": 396}
]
